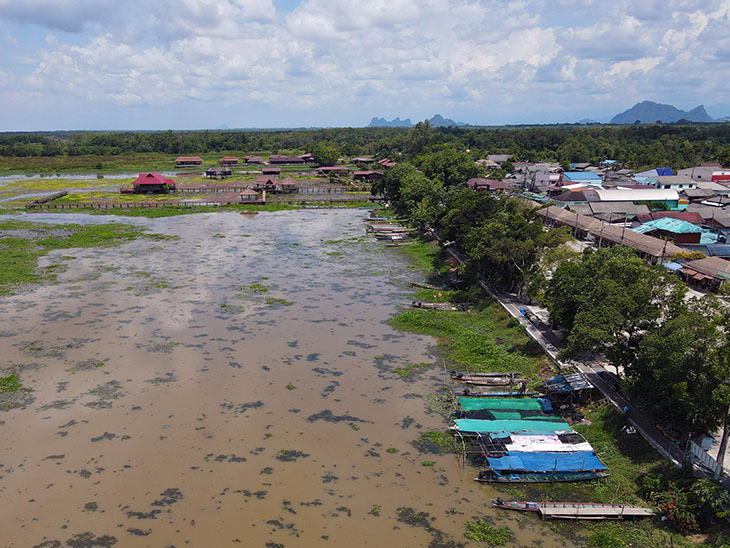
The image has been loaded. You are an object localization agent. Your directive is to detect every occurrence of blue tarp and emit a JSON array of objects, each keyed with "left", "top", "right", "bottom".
[
  {"left": 487, "top": 451, "right": 606, "bottom": 472},
  {"left": 454, "top": 419, "right": 569, "bottom": 433},
  {"left": 656, "top": 167, "right": 674, "bottom": 176}
]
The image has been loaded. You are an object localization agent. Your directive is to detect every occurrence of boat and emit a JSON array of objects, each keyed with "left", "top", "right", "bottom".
[
  {"left": 451, "top": 371, "right": 525, "bottom": 386},
  {"left": 492, "top": 498, "right": 654, "bottom": 520},
  {"left": 452, "top": 371, "right": 520, "bottom": 378},
  {"left": 475, "top": 470, "right": 609, "bottom": 483}
]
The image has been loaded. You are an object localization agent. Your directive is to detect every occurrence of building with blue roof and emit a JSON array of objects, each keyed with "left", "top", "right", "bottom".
[
  {"left": 632, "top": 217, "right": 703, "bottom": 244},
  {"left": 562, "top": 172, "right": 602, "bottom": 185}
]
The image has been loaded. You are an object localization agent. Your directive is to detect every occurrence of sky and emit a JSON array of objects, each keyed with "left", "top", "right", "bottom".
[{"left": 0, "top": 0, "right": 729, "bottom": 130}]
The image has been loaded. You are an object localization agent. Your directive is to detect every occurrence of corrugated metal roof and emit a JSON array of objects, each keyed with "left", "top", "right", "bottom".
[
  {"left": 638, "top": 218, "right": 703, "bottom": 234},
  {"left": 594, "top": 189, "right": 679, "bottom": 202},
  {"left": 563, "top": 172, "right": 601, "bottom": 181}
]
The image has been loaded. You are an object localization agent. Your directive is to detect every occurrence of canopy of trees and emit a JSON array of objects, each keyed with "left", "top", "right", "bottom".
[{"left": 3, "top": 122, "right": 730, "bottom": 172}]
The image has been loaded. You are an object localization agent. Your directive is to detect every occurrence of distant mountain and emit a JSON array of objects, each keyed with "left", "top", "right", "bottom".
[
  {"left": 610, "top": 101, "right": 715, "bottom": 124},
  {"left": 367, "top": 114, "right": 467, "bottom": 128},
  {"left": 428, "top": 114, "right": 466, "bottom": 127},
  {"left": 368, "top": 116, "right": 412, "bottom": 127},
  {"left": 576, "top": 118, "right": 601, "bottom": 124}
]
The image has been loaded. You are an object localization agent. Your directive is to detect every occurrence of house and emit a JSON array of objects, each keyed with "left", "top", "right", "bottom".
[
  {"left": 677, "top": 164, "right": 730, "bottom": 182},
  {"left": 252, "top": 175, "right": 278, "bottom": 192},
  {"left": 221, "top": 156, "right": 239, "bottom": 166},
  {"left": 205, "top": 167, "right": 231, "bottom": 179},
  {"left": 300, "top": 153, "right": 315, "bottom": 163},
  {"left": 536, "top": 205, "right": 684, "bottom": 264},
  {"left": 244, "top": 155, "right": 265, "bottom": 165},
  {"left": 632, "top": 218, "right": 704, "bottom": 244},
  {"left": 352, "top": 156, "right": 375, "bottom": 163},
  {"left": 377, "top": 158, "right": 397, "bottom": 168},
  {"left": 240, "top": 189, "right": 265, "bottom": 203},
  {"left": 467, "top": 178, "right": 508, "bottom": 192},
  {"left": 262, "top": 167, "right": 281, "bottom": 175},
  {"left": 268, "top": 154, "right": 306, "bottom": 165},
  {"left": 353, "top": 170, "right": 384, "bottom": 183},
  {"left": 317, "top": 166, "right": 350, "bottom": 177},
  {"left": 486, "top": 154, "right": 511, "bottom": 164},
  {"left": 649, "top": 175, "right": 696, "bottom": 191},
  {"left": 534, "top": 171, "right": 563, "bottom": 189},
  {"left": 635, "top": 167, "right": 674, "bottom": 178},
  {"left": 677, "top": 256, "right": 730, "bottom": 291},
  {"left": 562, "top": 171, "right": 603, "bottom": 185},
  {"left": 278, "top": 176, "right": 298, "bottom": 193},
  {"left": 175, "top": 156, "right": 203, "bottom": 168},
  {"left": 129, "top": 172, "right": 176, "bottom": 194},
  {"left": 569, "top": 202, "right": 651, "bottom": 221},
  {"left": 475, "top": 159, "right": 501, "bottom": 169}
]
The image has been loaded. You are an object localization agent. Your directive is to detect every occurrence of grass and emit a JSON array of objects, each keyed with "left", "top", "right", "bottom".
[
  {"left": 389, "top": 297, "right": 548, "bottom": 377},
  {"left": 0, "top": 219, "right": 174, "bottom": 295},
  {"left": 396, "top": 237, "right": 448, "bottom": 275}
]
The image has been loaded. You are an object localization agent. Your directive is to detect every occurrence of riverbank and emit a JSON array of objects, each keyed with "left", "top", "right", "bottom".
[{"left": 391, "top": 239, "right": 729, "bottom": 548}]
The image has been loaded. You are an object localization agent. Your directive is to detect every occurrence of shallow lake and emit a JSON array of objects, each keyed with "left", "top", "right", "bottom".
[{"left": 0, "top": 209, "right": 577, "bottom": 547}]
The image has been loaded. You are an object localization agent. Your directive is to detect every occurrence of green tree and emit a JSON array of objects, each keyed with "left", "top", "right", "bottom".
[
  {"left": 416, "top": 148, "right": 478, "bottom": 188},
  {"left": 629, "top": 295, "right": 730, "bottom": 432},
  {"left": 545, "top": 246, "right": 684, "bottom": 372},
  {"left": 312, "top": 143, "right": 341, "bottom": 166}
]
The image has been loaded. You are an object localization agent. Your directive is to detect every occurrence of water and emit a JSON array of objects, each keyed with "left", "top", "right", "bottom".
[{"left": 0, "top": 210, "right": 576, "bottom": 547}]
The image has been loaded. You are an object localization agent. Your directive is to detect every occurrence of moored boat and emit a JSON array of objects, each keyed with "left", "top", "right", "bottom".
[{"left": 492, "top": 498, "right": 654, "bottom": 520}]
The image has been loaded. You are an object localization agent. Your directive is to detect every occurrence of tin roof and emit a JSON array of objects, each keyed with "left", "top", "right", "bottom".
[{"left": 132, "top": 172, "right": 176, "bottom": 186}]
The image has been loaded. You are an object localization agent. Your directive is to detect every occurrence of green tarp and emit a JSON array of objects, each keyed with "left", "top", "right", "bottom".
[
  {"left": 458, "top": 397, "right": 543, "bottom": 411},
  {"left": 454, "top": 418, "right": 570, "bottom": 434}
]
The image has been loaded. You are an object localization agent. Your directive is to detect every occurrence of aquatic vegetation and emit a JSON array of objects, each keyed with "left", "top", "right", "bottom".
[
  {"left": 390, "top": 303, "right": 545, "bottom": 376},
  {"left": 392, "top": 361, "right": 432, "bottom": 379},
  {"left": 0, "top": 219, "right": 172, "bottom": 295},
  {"left": 265, "top": 297, "right": 293, "bottom": 306},
  {"left": 386, "top": 447, "right": 399, "bottom": 454},
  {"left": 286, "top": 383, "right": 297, "bottom": 390},
  {"left": 463, "top": 518, "right": 512, "bottom": 545},
  {"left": 0, "top": 373, "right": 22, "bottom": 393}
]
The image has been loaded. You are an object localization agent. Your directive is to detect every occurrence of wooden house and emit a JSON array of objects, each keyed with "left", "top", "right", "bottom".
[
  {"left": 262, "top": 167, "right": 281, "bottom": 175},
  {"left": 278, "top": 176, "right": 298, "bottom": 193},
  {"left": 240, "top": 189, "right": 265, "bottom": 203},
  {"left": 205, "top": 167, "right": 232, "bottom": 179},
  {"left": 269, "top": 154, "right": 305, "bottom": 165},
  {"left": 221, "top": 156, "right": 239, "bottom": 166},
  {"left": 253, "top": 175, "right": 278, "bottom": 192},
  {"left": 175, "top": 156, "right": 203, "bottom": 168},
  {"left": 353, "top": 170, "right": 384, "bottom": 183},
  {"left": 244, "top": 155, "right": 265, "bottom": 165},
  {"left": 130, "top": 172, "right": 176, "bottom": 194}
]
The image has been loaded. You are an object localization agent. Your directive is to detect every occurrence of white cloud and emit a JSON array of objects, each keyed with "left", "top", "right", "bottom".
[{"left": 1, "top": 0, "right": 730, "bottom": 128}]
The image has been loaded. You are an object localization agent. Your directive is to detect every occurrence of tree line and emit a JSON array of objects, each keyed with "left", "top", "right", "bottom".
[{"left": 2, "top": 122, "right": 730, "bottom": 171}]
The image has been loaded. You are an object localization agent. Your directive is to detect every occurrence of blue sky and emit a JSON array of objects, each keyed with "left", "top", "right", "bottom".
[{"left": 0, "top": 0, "right": 729, "bottom": 130}]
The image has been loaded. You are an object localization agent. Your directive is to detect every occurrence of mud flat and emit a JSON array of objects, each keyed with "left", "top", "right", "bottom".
[{"left": 0, "top": 209, "right": 573, "bottom": 547}]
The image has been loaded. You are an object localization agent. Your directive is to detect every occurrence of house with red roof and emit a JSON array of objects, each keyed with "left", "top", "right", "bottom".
[
  {"left": 175, "top": 156, "right": 203, "bottom": 168},
  {"left": 129, "top": 172, "right": 176, "bottom": 194}
]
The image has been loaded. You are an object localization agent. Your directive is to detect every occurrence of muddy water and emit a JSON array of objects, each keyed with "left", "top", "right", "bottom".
[{"left": 0, "top": 210, "right": 578, "bottom": 548}]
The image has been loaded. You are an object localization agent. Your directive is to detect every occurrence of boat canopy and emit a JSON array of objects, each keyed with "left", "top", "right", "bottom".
[
  {"left": 487, "top": 451, "right": 606, "bottom": 472},
  {"left": 458, "top": 397, "right": 549, "bottom": 411},
  {"left": 453, "top": 418, "right": 570, "bottom": 433}
]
